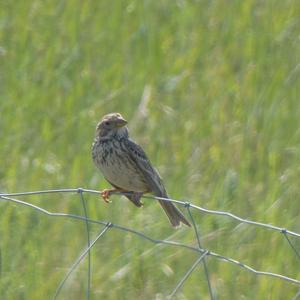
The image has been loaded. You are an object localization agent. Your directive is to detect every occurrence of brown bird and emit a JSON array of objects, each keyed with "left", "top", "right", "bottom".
[{"left": 92, "top": 113, "right": 190, "bottom": 227}]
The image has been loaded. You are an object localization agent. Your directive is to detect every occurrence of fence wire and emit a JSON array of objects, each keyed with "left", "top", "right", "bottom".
[{"left": 0, "top": 188, "right": 299, "bottom": 299}]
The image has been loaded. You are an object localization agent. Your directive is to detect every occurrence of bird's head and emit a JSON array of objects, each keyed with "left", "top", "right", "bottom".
[{"left": 95, "top": 113, "right": 128, "bottom": 140}]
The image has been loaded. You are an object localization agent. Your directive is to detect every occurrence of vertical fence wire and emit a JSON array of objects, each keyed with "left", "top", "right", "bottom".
[
  {"left": 53, "top": 223, "right": 111, "bottom": 300},
  {"left": 282, "top": 232, "right": 300, "bottom": 260},
  {"left": 78, "top": 188, "right": 91, "bottom": 300},
  {"left": 186, "top": 204, "right": 214, "bottom": 300},
  {"left": 168, "top": 250, "right": 210, "bottom": 299}
]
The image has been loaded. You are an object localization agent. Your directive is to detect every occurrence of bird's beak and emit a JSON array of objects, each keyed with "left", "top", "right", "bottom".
[{"left": 116, "top": 118, "right": 128, "bottom": 128}]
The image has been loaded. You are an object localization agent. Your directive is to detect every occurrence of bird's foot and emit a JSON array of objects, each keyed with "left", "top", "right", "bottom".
[
  {"left": 100, "top": 189, "right": 114, "bottom": 203},
  {"left": 100, "top": 188, "right": 127, "bottom": 203}
]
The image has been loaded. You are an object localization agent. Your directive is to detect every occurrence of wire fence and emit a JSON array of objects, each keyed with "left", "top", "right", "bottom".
[{"left": 0, "top": 188, "right": 300, "bottom": 299}]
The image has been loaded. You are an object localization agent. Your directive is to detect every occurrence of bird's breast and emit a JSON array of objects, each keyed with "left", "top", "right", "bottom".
[{"left": 92, "top": 139, "right": 148, "bottom": 192}]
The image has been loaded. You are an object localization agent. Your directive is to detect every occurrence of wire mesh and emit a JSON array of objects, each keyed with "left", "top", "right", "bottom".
[{"left": 0, "top": 188, "right": 299, "bottom": 299}]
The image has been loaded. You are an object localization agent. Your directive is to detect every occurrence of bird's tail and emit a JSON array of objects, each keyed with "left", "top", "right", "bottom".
[{"left": 158, "top": 197, "right": 191, "bottom": 227}]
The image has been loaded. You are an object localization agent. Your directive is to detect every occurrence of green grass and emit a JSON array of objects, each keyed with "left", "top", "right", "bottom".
[{"left": 1, "top": 0, "right": 300, "bottom": 299}]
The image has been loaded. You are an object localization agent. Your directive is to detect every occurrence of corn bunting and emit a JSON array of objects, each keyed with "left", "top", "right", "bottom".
[{"left": 92, "top": 113, "right": 190, "bottom": 227}]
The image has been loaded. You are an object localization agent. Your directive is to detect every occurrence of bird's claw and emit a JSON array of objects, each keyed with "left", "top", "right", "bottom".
[{"left": 101, "top": 189, "right": 112, "bottom": 203}]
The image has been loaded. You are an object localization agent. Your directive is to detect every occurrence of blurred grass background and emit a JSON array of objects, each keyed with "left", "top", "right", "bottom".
[{"left": 0, "top": 0, "right": 300, "bottom": 299}]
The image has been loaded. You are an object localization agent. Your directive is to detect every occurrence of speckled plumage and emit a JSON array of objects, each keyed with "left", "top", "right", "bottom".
[
  {"left": 92, "top": 113, "right": 190, "bottom": 227},
  {"left": 92, "top": 137, "right": 149, "bottom": 192}
]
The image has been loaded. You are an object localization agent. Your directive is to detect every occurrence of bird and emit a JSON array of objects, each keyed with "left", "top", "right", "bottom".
[{"left": 92, "top": 112, "right": 191, "bottom": 227}]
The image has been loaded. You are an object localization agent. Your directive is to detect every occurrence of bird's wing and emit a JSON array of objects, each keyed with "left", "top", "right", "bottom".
[{"left": 124, "top": 138, "right": 168, "bottom": 197}]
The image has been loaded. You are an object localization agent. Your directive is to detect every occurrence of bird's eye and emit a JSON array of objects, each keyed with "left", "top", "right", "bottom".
[{"left": 105, "top": 121, "right": 110, "bottom": 126}]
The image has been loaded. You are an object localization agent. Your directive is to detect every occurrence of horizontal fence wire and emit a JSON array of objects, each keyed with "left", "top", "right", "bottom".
[{"left": 0, "top": 188, "right": 300, "bottom": 299}]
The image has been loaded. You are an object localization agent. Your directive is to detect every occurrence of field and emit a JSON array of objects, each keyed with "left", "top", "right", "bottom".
[{"left": 0, "top": 0, "right": 300, "bottom": 299}]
